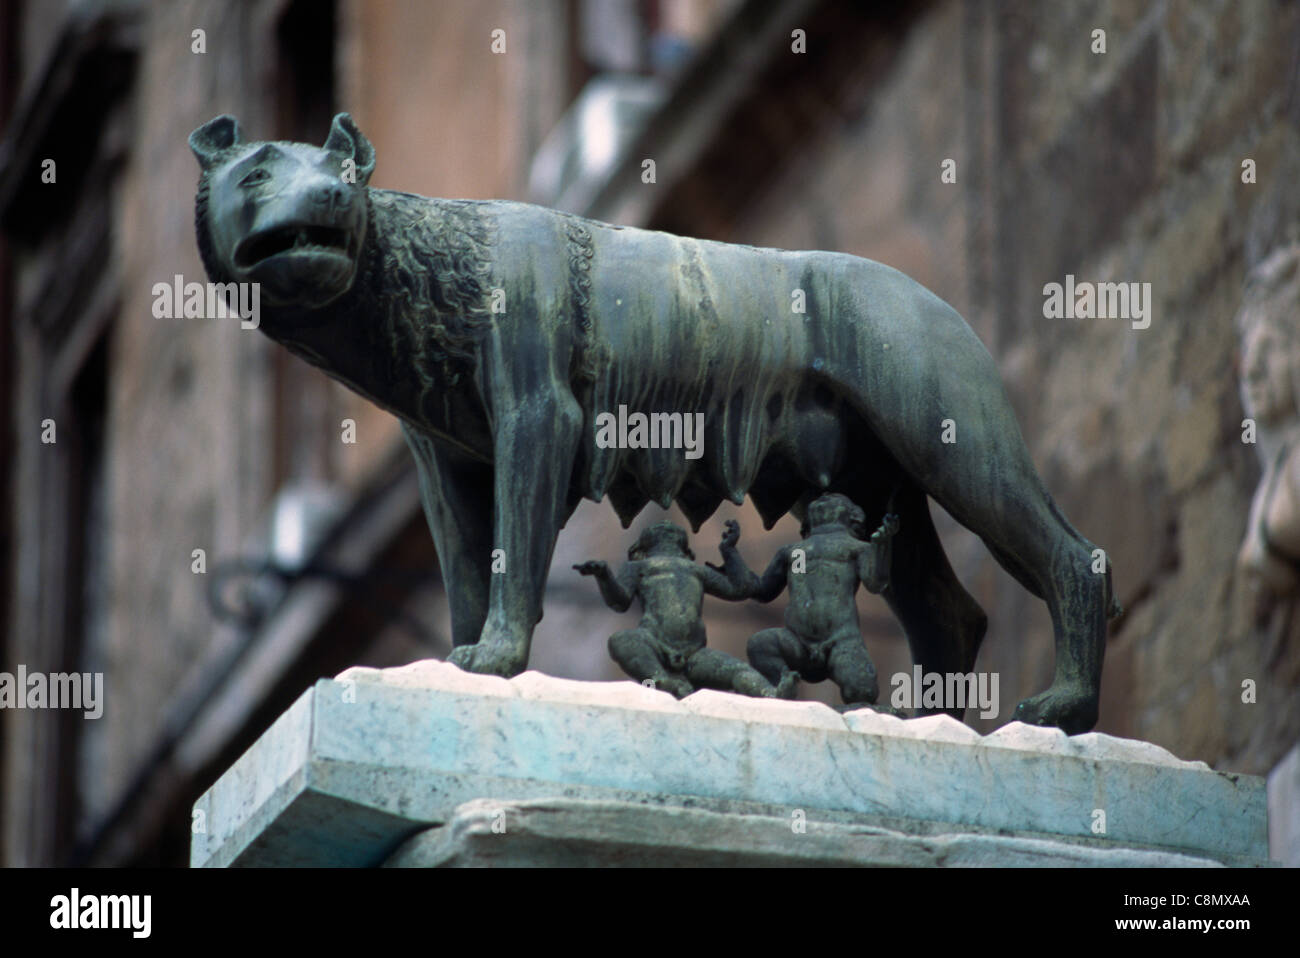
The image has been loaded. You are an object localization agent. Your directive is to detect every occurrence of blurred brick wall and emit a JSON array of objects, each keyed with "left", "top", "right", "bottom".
[
  {"left": 9, "top": 1, "right": 1295, "bottom": 870},
  {"left": 86, "top": 0, "right": 533, "bottom": 839},
  {"left": 716, "top": 0, "right": 1300, "bottom": 771},
  {"left": 95, "top": 0, "right": 283, "bottom": 826}
]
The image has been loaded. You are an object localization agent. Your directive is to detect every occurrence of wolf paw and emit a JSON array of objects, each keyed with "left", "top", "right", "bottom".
[{"left": 1014, "top": 684, "right": 1099, "bottom": 735}]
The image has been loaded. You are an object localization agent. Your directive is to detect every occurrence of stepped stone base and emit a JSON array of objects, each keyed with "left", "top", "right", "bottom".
[
  {"left": 383, "top": 797, "right": 1226, "bottom": 868},
  {"left": 191, "top": 660, "right": 1270, "bottom": 867}
]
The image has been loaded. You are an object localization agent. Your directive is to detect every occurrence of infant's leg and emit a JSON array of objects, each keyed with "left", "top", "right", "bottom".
[
  {"left": 687, "top": 647, "right": 792, "bottom": 698},
  {"left": 608, "top": 629, "right": 692, "bottom": 697},
  {"left": 827, "top": 632, "right": 879, "bottom": 705},
  {"left": 747, "top": 627, "right": 806, "bottom": 688}
]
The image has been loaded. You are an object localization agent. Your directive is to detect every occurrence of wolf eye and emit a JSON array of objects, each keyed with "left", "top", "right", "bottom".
[{"left": 239, "top": 168, "right": 270, "bottom": 187}]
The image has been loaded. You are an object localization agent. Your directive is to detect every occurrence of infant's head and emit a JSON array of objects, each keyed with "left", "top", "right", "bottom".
[
  {"left": 629, "top": 521, "right": 694, "bottom": 560},
  {"left": 802, "top": 493, "right": 866, "bottom": 538}
]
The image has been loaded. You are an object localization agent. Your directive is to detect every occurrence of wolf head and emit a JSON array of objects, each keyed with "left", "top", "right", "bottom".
[{"left": 190, "top": 112, "right": 375, "bottom": 309}]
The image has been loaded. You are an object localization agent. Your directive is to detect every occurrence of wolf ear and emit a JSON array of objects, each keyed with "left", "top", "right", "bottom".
[
  {"left": 324, "top": 113, "right": 375, "bottom": 185},
  {"left": 190, "top": 115, "right": 243, "bottom": 169}
]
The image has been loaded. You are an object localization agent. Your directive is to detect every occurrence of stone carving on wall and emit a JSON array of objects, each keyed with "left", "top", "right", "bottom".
[{"left": 1237, "top": 244, "right": 1300, "bottom": 595}]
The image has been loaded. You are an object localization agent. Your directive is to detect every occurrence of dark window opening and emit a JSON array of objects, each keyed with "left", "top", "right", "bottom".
[{"left": 58, "top": 332, "right": 109, "bottom": 862}]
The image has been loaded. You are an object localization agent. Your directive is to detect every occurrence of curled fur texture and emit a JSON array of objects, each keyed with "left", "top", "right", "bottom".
[{"left": 368, "top": 191, "right": 495, "bottom": 384}]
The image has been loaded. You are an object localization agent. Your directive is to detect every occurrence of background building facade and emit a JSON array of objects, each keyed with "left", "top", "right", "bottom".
[{"left": 2, "top": 0, "right": 1298, "bottom": 866}]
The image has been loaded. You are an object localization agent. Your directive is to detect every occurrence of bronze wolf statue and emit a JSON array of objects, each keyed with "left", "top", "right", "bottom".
[{"left": 190, "top": 112, "right": 1118, "bottom": 733}]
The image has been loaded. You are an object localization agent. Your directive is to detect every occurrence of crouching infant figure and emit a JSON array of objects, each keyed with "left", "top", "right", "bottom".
[
  {"left": 575, "top": 521, "right": 796, "bottom": 699},
  {"left": 718, "top": 493, "right": 898, "bottom": 707}
]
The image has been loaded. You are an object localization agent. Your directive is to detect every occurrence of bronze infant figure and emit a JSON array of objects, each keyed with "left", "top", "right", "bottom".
[
  {"left": 575, "top": 520, "right": 794, "bottom": 699},
  {"left": 721, "top": 493, "right": 897, "bottom": 707}
]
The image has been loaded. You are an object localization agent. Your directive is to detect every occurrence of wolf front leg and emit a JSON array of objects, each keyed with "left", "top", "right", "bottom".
[
  {"left": 449, "top": 395, "right": 584, "bottom": 677},
  {"left": 401, "top": 423, "right": 494, "bottom": 649}
]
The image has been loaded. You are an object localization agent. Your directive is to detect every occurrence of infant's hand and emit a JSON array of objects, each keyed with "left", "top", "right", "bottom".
[
  {"left": 574, "top": 561, "right": 608, "bottom": 577},
  {"left": 873, "top": 513, "right": 900, "bottom": 541},
  {"left": 721, "top": 519, "right": 741, "bottom": 549}
]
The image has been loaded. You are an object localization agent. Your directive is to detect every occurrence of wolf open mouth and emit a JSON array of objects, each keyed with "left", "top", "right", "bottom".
[{"left": 235, "top": 224, "right": 351, "bottom": 269}]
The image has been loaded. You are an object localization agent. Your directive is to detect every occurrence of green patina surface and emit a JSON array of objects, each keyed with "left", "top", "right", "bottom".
[{"left": 191, "top": 113, "right": 1116, "bottom": 733}]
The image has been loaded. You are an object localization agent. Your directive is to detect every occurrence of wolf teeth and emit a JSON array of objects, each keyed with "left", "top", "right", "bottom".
[{"left": 295, "top": 230, "right": 309, "bottom": 248}]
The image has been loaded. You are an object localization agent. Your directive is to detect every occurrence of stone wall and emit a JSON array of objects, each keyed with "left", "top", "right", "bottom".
[
  {"left": 7, "top": 0, "right": 1297, "bottom": 866},
  {"left": 87, "top": 0, "right": 531, "bottom": 839},
  {"left": 719, "top": 0, "right": 1300, "bottom": 772}
]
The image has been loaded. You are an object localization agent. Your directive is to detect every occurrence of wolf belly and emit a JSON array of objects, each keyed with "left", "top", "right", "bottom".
[{"left": 575, "top": 226, "right": 903, "bottom": 530}]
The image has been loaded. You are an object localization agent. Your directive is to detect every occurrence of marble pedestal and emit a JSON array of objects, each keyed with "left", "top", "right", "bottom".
[{"left": 191, "top": 661, "right": 1269, "bottom": 867}]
